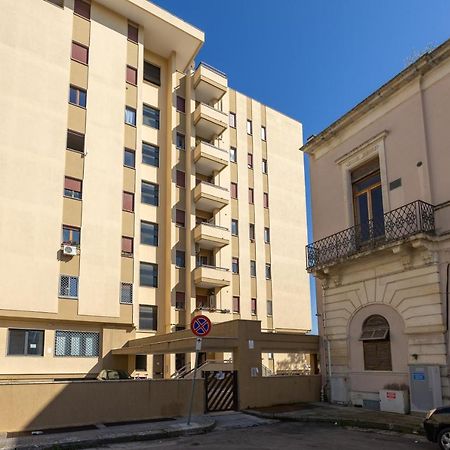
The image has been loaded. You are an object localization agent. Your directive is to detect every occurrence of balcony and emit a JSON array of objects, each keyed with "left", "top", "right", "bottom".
[
  {"left": 193, "top": 264, "right": 231, "bottom": 289},
  {"left": 193, "top": 62, "right": 228, "bottom": 105},
  {"left": 194, "top": 222, "right": 229, "bottom": 249},
  {"left": 306, "top": 200, "right": 435, "bottom": 271},
  {"left": 193, "top": 103, "right": 228, "bottom": 141},
  {"left": 193, "top": 181, "right": 229, "bottom": 212},
  {"left": 194, "top": 141, "right": 228, "bottom": 176},
  {"left": 192, "top": 307, "right": 233, "bottom": 324}
]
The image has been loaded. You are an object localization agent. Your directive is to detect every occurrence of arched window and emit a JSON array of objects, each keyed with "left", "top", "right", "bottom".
[{"left": 360, "top": 315, "right": 392, "bottom": 371}]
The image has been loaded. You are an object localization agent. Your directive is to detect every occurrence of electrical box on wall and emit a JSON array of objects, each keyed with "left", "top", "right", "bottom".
[
  {"left": 330, "top": 376, "right": 349, "bottom": 405},
  {"left": 409, "top": 365, "right": 442, "bottom": 412}
]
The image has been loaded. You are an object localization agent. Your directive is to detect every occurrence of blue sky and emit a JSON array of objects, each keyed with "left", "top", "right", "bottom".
[{"left": 153, "top": 0, "right": 450, "bottom": 333}]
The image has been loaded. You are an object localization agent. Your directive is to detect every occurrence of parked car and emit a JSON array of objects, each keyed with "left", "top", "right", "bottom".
[
  {"left": 97, "top": 369, "right": 131, "bottom": 381},
  {"left": 424, "top": 406, "right": 450, "bottom": 449}
]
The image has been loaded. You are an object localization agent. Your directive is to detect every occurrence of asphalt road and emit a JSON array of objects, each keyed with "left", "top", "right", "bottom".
[{"left": 97, "top": 421, "right": 436, "bottom": 450}]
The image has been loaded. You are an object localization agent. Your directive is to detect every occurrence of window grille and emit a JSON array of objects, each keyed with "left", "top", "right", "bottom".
[
  {"left": 120, "top": 283, "right": 133, "bottom": 304},
  {"left": 59, "top": 275, "right": 78, "bottom": 298},
  {"left": 55, "top": 330, "right": 99, "bottom": 357}
]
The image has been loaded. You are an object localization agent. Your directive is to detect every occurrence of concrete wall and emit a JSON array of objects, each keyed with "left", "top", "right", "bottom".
[
  {"left": 0, "top": 379, "right": 204, "bottom": 433},
  {"left": 239, "top": 375, "right": 321, "bottom": 409}
]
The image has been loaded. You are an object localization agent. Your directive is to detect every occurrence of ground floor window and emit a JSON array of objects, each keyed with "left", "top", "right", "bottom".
[
  {"left": 55, "top": 330, "right": 100, "bottom": 357},
  {"left": 135, "top": 354, "right": 147, "bottom": 371},
  {"left": 8, "top": 329, "right": 44, "bottom": 356},
  {"left": 360, "top": 315, "right": 392, "bottom": 371}
]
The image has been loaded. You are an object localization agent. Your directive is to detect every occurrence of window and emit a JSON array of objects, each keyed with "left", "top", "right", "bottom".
[
  {"left": 135, "top": 354, "right": 147, "bottom": 371},
  {"left": 176, "top": 133, "right": 185, "bottom": 150},
  {"left": 143, "top": 61, "right": 160, "bottom": 86},
  {"left": 248, "top": 188, "right": 254, "bottom": 204},
  {"left": 124, "top": 148, "right": 135, "bottom": 168},
  {"left": 120, "top": 283, "right": 133, "bottom": 304},
  {"left": 231, "top": 182, "right": 238, "bottom": 199},
  {"left": 247, "top": 153, "right": 253, "bottom": 169},
  {"left": 62, "top": 225, "right": 80, "bottom": 245},
  {"left": 122, "top": 236, "right": 133, "bottom": 256},
  {"left": 251, "top": 298, "right": 257, "bottom": 315},
  {"left": 267, "top": 300, "right": 273, "bottom": 316},
  {"left": 139, "top": 305, "right": 158, "bottom": 330},
  {"left": 263, "top": 192, "right": 269, "bottom": 208},
  {"left": 126, "top": 66, "right": 137, "bottom": 85},
  {"left": 176, "top": 292, "right": 185, "bottom": 310},
  {"left": 249, "top": 223, "right": 255, "bottom": 241},
  {"left": 71, "top": 42, "right": 88, "bottom": 64},
  {"left": 55, "top": 330, "right": 99, "bottom": 357},
  {"left": 123, "top": 191, "right": 134, "bottom": 212},
  {"left": 262, "top": 159, "right": 268, "bottom": 174},
  {"left": 8, "top": 329, "right": 44, "bottom": 356},
  {"left": 231, "top": 219, "right": 239, "bottom": 236},
  {"left": 142, "top": 142, "right": 159, "bottom": 167},
  {"left": 361, "top": 315, "right": 392, "bottom": 371},
  {"left": 261, "top": 126, "right": 267, "bottom": 141},
  {"left": 59, "top": 275, "right": 79, "bottom": 298},
  {"left": 128, "top": 23, "right": 138, "bottom": 43},
  {"left": 45, "top": 0, "right": 64, "bottom": 7},
  {"left": 265, "top": 263, "right": 271, "bottom": 279},
  {"left": 352, "top": 158, "right": 384, "bottom": 241},
  {"left": 125, "top": 106, "right": 136, "bottom": 126},
  {"left": 64, "top": 177, "right": 82, "bottom": 199},
  {"left": 232, "top": 257, "right": 239, "bottom": 274},
  {"left": 230, "top": 146, "right": 237, "bottom": 163},
  {"left": 69, "top": 85, "right": 87, "bottom": 107},
  {"left": 197, "top": 255, "right": 208, "bottom": 267},
  {"left": 141, "top": 181, "right": 159, "bottom": 206},
  {"left": 74, "top": 0, "right": 90, "bottom": 19},
  {"left": 232, "top": 296, "right": 240, "bottom": 313},
  {"left": 176, "top": 170, "right": 185, "bottom": 188},
  {"left": 143, "top": 104, "right": 160, "bottom": 129},
  {"left": 250, "top": 260, "right": 256, "bottom": 277},
  {"left": 229, "top": 112, "right": 236, "bottom": 128},
  {"left": 176, "top": 96, "right": 185, "bottom": 113},
  {"left": 196, "top": 295, "right": 209, "bottom": 309},
  {"left": 140, "top": 262, "right": 158, "bottom": 287},
  {"left": 141, "top": 221, "right": 158, "bottom": 246},
  {"left": 247, "top": 119, "right": 253, "bottom": 135},
  {"left": 264, "top": 227, "right": 270, "bottom": 243},
  {"left": 67, "top": 129, "right": 85, "bottom": 152},
  {"left": 176, "top": 209, "right": 185, "bottom": 227},
  {"left": 176, "top": 250, "right": 185, "bottom": 268}
]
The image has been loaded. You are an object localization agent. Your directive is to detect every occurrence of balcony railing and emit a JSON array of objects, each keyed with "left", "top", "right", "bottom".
[{"left": 306, "top": 200, "right": 435, "bottom": 270}]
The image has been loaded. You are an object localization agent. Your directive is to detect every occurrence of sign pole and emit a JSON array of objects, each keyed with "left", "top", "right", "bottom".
[{"left": 187, "top": 336, "right": 202, "bottom": 426}]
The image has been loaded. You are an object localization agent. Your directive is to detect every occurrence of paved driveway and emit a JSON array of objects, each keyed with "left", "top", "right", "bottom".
[{"left": 98, "top": 419, "right": 435, "bottom": 450}]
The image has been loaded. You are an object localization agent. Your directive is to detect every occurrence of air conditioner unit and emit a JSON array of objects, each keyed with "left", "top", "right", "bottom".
[{"left": 63, "top": 245, "right": 77, "bottom": 256}]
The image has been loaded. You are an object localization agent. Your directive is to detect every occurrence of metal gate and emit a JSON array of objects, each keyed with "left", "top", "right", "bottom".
[{"left": 204, "top": 370, "right": 238, "bottom": 412}]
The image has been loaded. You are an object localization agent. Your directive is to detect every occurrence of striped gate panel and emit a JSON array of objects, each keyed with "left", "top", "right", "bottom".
[{"left": 205, "top": 370, "right": 238, "bottom": 412}]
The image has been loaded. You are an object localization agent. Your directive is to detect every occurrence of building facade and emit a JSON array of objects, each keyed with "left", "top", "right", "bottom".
[
  {"left": 0, "top": 0, "right": 310, "bottom": 380},
  {"left": 303, "top": 39, "right": 450, "bottom": 409}
]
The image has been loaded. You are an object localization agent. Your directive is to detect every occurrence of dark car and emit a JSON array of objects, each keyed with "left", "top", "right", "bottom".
[
  {"left": 424, "top": 406, "right": 450, "bottom": 449},
  {"left": 97, "top": 369, "right": 131, "bottom": 381}
]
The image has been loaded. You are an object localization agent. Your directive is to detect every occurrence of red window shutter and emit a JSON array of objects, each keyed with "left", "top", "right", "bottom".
[
  {"left": 231, "top": 183, "right": 237, "bottom": 199},
  {"left": 176, "top": 170, "right": 185, "bottom": 188},
  {"left": 128, "top": 24, "right": 138, "bottom": 43},
  {"left": 126, "top": 66, "right": 137, "bottom": 85},
  {"left": 263, "top": 192, "right": 269, "bottom": 208},
  {"left": 123, "top": 192, "right": 134, "bottom": 212},
  {"left": 176, "top": 209, "right": 185, "bottom": 227},
  {"left": 72, "top": 42, "right": 88, "bottom": 64},
  {"left": 64, "top": 177, "right": 82, "bottom": 192},
  {"left": 122, "top": 237, "right": 133, "bottom": 254},
  {"left": 74, "top": 0, "right": 91, "bottom": 19}
]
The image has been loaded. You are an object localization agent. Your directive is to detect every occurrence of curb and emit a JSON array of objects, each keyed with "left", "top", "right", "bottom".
[
  {"left": 243, "top": 410, "right": 424, "bottom": 436},
  {"left": 3, "top": 419, "right": 216, "bottom": 450}
]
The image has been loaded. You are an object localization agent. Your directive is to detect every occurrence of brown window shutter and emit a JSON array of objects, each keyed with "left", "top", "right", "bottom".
[
  {"left": 176, "top": 170, "right": 185, "bottom": 188},
  {"left": 122, "top": 237, "right": 133, "bottom": 254},
  {"left": 123, "top": 192, "right": 134, "bottom": 212},
  {"left": 64, "top": 177, "right": 82, "bottom": 192},
  {"left": 128, "top": 24, "right": 138, "bottom": 43},
  {"left": 176, "top": 209, "right": 185, "bottom": 227},
  {"left": 74, "top": 0, "right": 90, "bottom": 19},
  {"left": 71, "top": 42, "right": 88, "bottom": 64},
  {"left": 126, "top": 66, "right": 137, "bottom": 85}
]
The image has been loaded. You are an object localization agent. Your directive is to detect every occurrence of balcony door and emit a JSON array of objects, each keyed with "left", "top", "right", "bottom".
[{"left": 352, "top": 158, "right": 384, "bottom": 242}]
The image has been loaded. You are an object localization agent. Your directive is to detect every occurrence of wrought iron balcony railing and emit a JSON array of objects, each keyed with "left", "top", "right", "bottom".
[{"left": 306, "top": 200, "right": 435, "bottom": 270}]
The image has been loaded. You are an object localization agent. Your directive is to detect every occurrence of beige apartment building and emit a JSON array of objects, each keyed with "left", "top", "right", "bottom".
[
  {"left": 0, "top": 0, "right": 310, "bottom": 380},
  {"left": 303, "top": 39, "right": 450, "bottom": 410}
]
